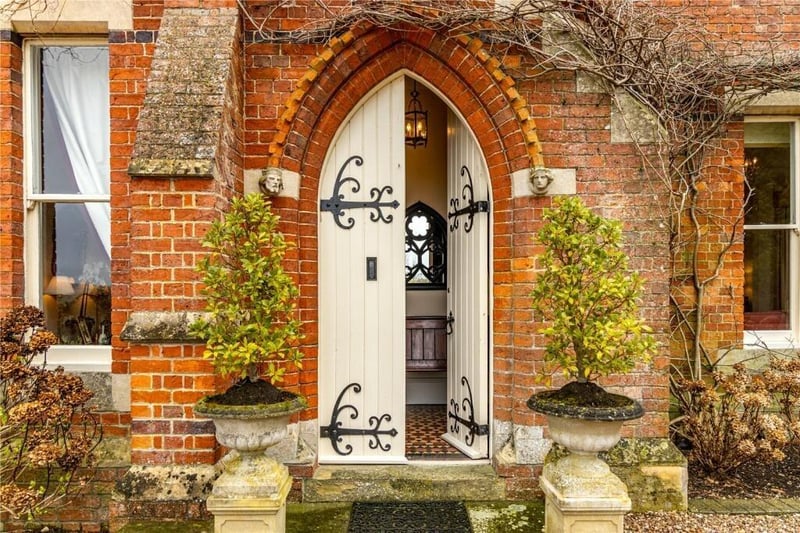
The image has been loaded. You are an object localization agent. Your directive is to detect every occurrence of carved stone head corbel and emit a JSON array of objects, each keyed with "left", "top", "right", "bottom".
[
  {"left": 259, "top": 167, "right": 284, "bottom": 197},
  {"left": 529, "top": 167, "right": 553, "bottom": 196}
]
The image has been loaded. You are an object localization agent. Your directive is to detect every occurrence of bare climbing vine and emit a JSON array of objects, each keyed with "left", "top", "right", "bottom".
[
  {"left": 0, "top": 0, "right": 56, "bottom": 18},
  {"left": 240, "top": 0, "right": 800, "bottom": 383},
  {"left": 6, "top": 0, "right": 799, "bottom": 446}
]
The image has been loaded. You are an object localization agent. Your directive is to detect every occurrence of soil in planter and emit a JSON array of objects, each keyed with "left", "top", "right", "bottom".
[
  {"left": 206, "top": 379, "right": 297, "bottom": 406},
  {"left": 544, "top": 381, "right": 633, "bottom": 408}
]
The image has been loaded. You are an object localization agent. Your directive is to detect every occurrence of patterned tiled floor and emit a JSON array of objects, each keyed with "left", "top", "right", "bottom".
[{"left": 406, "top": 404, "right": 464, "bottom": 458}]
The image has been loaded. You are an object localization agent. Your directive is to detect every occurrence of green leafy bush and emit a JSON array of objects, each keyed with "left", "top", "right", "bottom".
[
  {"left": 190, "top": 193, "right": 303, "bottom": 384},
  {"left": 531, "top": 196, "right": 656, "bottom": 383},
  {"left": 0, "top": 306, "right": 101, "bottom": 520}
]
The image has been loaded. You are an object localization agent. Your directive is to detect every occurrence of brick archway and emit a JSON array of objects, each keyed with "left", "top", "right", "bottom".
[
  {"left": 281, "top": 26, "right": 540, "bottom": 421},
  {"left": 270, "top": 25, "right": 543, "bottom": 183}
]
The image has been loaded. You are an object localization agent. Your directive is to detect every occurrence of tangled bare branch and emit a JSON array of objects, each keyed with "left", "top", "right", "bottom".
[
  {"left": 0, "top": 0, "right": 56, "bottom": 18},
  {"left": 241, "top": 0, "right": 800, "bottom": 382}
]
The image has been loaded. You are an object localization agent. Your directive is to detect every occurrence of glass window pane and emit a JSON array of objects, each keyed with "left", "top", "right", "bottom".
[
  {"left": 41, "top": 46, "right": 109, "bottom": 195},
  {"left": 744, "top": 122, "right": 792, "bottom": 225},
  {"left": 41, "top": 203, "right": 111, "bottom": 345},
  {"left": 743, "top": 229, "right": 790, "bottom": 330},
  {"left": 404, "top": 203, "right": 446, "bottom": 288}
]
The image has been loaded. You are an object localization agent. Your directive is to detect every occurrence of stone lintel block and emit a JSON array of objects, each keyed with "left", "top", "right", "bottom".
[
  {"left": 610, "top": 90, "right": 660, "bottom": 144},
  {"left": 745, "top": 90, "right": 800, "bottom": 114},
  {"left": 128, "top": 158, "right": 216, "bottom": 178},
  {"left": 5, "top": 0, "right": 134, "bottom": 34},
  {"left": 120, "top": 311, "right": 207, "bottom": 343},
  {"left": 717, "top": 348, "right": 798, "bottom": 371}
]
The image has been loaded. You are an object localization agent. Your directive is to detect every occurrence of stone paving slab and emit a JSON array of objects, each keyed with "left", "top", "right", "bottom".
[
  {"left": 118, "top": 502, "right": 545, "bottom": 532},
  {"left": 305, "top": 464, "right": 506, "bottom": 503},
  {"left": 118, "top": 499, "right": 800, "bottom": 532},
  {"left": 689, "top": 498, "right": 800, "bottom": 515}
]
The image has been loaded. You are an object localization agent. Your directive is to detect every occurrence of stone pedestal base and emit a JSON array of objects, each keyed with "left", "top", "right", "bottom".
[
  {"left": 206, "top": 495, "right": 288, "bottom": 533},
  {"left": 206, "top": 452, "right": 291, "bottom": 533},
  {"left": 540, "top": 453, "right": 631, "bottom": 533}
]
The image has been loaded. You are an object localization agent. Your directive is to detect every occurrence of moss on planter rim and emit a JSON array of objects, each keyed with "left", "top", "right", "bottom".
[
  {"left": 194, "top": 393, "right": 306, "bottom": 419},
  {"left": 527, "top": 381, "right": 643, "bottom": 421}
]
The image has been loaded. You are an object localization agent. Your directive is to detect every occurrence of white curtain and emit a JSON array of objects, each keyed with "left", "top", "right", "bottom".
[{"left": 42, "top": 47, "right": 110, "bottom": 257}]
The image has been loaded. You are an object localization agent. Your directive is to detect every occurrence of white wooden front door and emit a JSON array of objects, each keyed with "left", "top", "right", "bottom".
[
  {"left": 318, "top": 77, "right": 407, "bottom": 464},
  {"left": 442, "top": 109, "right": 490, "bottom": 459}
]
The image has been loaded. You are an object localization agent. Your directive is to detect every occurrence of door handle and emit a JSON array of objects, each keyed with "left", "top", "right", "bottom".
[{"left": 446, "top": 311, "right": 454, "bottom": 335}]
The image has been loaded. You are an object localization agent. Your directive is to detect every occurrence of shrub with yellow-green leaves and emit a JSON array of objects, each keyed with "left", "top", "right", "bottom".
[
  {"left": 190, "top": 193, "right": 304, "bottom": 385},
  {"left": 531, "top": 196, "right": 656, "bottom": 385}
]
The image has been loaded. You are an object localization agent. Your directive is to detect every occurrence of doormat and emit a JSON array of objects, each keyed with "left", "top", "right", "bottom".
[{"left": 348, "top": 501, "right": 472, "bottom": 532}]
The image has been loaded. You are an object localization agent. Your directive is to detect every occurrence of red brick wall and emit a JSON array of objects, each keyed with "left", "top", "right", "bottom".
[
  {"left": 242, "top": 18, "right": 672, "bottom": 437},
  {"left": 0, "top": 31, "right": 23, "bottom": 311},
  {"left": 106, "top": 4, "right": 165, "bottom": 451},
  {"left": 670, "top": 124, "right": 747, "bottom": 369},
  {"left": 123, "top": 4, "right": 244, "bottom": 466},
  {"left": 1, "top": 1, "right": 798, "bottom": 514},
  {"left": 109, "top": 4, "right": 162, "bottom": 377},
  {"left": 3, "top": 466, "right": 129, "bottom": 533},
  {"left": 652, "top": 0, "right": 792, "bottom": 363}
]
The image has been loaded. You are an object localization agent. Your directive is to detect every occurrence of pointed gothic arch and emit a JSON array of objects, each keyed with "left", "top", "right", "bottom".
[
  {"left": 277, "top": 25, "right": 542, "bottom": 426},
  {"left": 269, "top": 24, "right": 544, "bottom": 180}
]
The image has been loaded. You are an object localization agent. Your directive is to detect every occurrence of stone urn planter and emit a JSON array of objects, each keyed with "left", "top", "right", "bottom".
[
  {"left": 528, "top": 382, "right": 644, "bottom": 533},
  {"left": 195, "top": 394, "right": 306, "bottom": 533},
  {"left": 524, "top": 198, "right": 657, "bottom": 532},
  {"left": 188, "top": 194, "right": 308, "bottom": 533}
]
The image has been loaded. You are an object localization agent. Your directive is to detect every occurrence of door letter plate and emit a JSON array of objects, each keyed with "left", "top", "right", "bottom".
[{"left": 366, "top": 257, "right": 377, "bottom": 280}]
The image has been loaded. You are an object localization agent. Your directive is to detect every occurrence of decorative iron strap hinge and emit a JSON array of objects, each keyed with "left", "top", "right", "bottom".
[
  {"left": 448, "top": 165, "right": 488, "bottom": 233},
  {"left": 320, "top": 382, "right": 398, "bottom": 456},
  {"left": 320, "top": 155, "right": 400, "bottom": 230},
  {"left": 448, "top": 376, "right": 488, "bottom": 446}
]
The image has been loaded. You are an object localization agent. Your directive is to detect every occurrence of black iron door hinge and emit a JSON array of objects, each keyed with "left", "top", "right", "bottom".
[
  {"left": 320, "top": 382, "right": 398, "bottom": 456},
  {"left": 320, "top": 155, "right": 400, "bottom": 230},
  {"left": 448, "top": 376, "right": 489, "bottom": 446},
  {"left": 448, "top": 165, "right": 488, "bottom": 233}
]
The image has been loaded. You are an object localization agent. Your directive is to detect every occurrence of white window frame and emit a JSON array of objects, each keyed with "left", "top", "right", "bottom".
[
  {"left": 743, "top": 116, "right": 800, "bottom": 350},
  {"left": 23, "top": 38, "right": 111, "bottom": 372}
]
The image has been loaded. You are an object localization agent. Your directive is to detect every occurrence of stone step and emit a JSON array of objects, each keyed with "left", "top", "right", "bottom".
[{"left": 303, "top": 463, "right": 506, "bottom": 502}]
